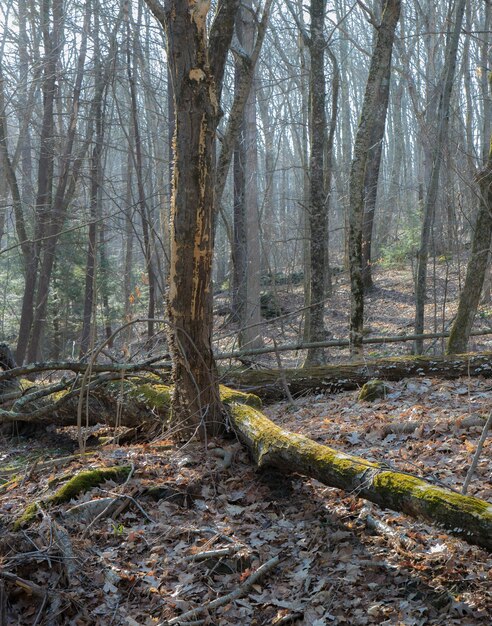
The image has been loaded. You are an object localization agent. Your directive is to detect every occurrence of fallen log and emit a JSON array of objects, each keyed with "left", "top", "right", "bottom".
[
  {"left": 4, "top": 374, "right": 491, "bottom": 551},
  {"left": 0, "top": 378, "right": 260, "bottom": 428},
  {"left": 229, "top": 403, "right": 492, "bottom": 552},
  {"left": 224, "top": 351, "right": 492, "bottom": 400}
]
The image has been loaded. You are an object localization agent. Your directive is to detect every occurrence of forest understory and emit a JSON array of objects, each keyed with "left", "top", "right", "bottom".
[{"left": 1, "top": 266, "right": 491, "bottom": 625}]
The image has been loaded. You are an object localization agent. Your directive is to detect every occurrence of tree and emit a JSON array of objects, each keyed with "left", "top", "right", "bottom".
[
  {"left": 413, "top": 0, "right": 467, "bottom": 354},
  {"left": 145, "top": 0, "right": 239, "bottom": 438},
  {"left": 447, "top": 128, "right": 492, "bottom": 354},
  {"left": 348, "top": 0, "right": 400, "bottom": 355},
  {"left": 304, "top": 0, "right": 329, "bottom": 366},
  {"left": 231, "top": 0, "right": 263, "bottom": 350}
]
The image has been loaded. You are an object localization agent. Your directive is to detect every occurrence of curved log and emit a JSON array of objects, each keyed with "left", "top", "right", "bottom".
[
  {"left": 229, "top": 403, "right": 492, "bottom": 552},
  {"left": 223, "top": 351, "right": 492, "bottom": 401}
]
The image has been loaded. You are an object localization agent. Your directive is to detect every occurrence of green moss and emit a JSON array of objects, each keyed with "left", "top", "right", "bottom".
[
  {"left": 230, "top": 403, "right": 378, "bottom": 481},
  {"left": 49, "top": 466, "right": 131, "bottom": 505},
  {"left": 374, "top": 472, "right": 492, "bottom": 519},
  {"left": 130, "top": 383, "right": 173, "bottom": 410},
  {"left": 219, "top": 385, "right": 262, "bottom": 409},
  {"left": 358, "top": 379, "right": 389, "bottom": 401},
  {"left": 13, "top": 502, "right": 39, "bottom": 530},
  {"left": 13, "top": 465, "right": 131, "bottom": 530}
]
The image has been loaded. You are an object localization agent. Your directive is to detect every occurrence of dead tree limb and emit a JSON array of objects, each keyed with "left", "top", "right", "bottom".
[
  {"left": 229, "top": 403, "right": 492, "bottom": 552},
  {"left": 224, "top": 352, "right": 492, "bottom": 400}
]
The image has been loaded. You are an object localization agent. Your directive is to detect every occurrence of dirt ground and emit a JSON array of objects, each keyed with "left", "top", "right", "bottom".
[{"left": 0, "top": 265, "right": 491, "bottom": 625}]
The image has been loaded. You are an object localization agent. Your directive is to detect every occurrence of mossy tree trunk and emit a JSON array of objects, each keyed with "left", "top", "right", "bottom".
[
  {"left": 4, "top": 376, "right": 491, "bottom": 551},
  {"left": 229, "top": 404, "right": 492, "bottom": 552},
  {"left": 348, "top": 0, "right": 400, "bottom": 355},
  {"left": 145, "top": 0, "right": 238, "bottom": 438}
]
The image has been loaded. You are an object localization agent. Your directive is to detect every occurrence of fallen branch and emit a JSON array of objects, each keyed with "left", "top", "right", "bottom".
[
  {"left": 0, "top": 355, "right": 170, "bottom": 382},
  {"left": 462, "top": 410, "right": 492, "bottom": 494},
  {"left": 224, "top": 351, "right": 492, "bottom": 400},
  {"left": 0, "top": 570, "right": 48, "bottom": 598},
  {"left": 162, "top": 554, "right": 280, "bottom": 625},
  {"left": 229, "top": 404, "right": 492, "bottom": 551}
]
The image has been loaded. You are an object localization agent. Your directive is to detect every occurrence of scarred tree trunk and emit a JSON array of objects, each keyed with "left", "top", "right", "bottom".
[
  {"left": 145, "top": 0, "right": 238, "bottom": 438},
  {"left": 348, "top": 0, "right": 400, "bottom": 355}
]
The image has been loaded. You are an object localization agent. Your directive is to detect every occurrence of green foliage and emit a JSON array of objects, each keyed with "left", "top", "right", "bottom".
[{"left": 378, "top": 226, "right": 420, "bottom": 269}]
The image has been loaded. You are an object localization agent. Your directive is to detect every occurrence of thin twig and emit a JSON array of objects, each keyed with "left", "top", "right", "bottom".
[{"left": 462, "top": 410, "right": 492, "bottom": 494}]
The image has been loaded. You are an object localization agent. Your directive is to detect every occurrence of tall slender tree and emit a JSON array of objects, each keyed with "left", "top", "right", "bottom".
[
  {"left": 414, "top": 0, "right": 466, "bottom": 354},
  {"left": 349, "top": 0, "right": 400, "bottom": 355}
]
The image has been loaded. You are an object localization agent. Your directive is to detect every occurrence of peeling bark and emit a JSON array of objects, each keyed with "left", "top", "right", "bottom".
[{"left": 145, "top": 0, "right": 239, "bottom": 438}]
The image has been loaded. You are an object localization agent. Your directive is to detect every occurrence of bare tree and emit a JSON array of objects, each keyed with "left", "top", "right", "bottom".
[
  {"left": 349, "top": 0, "right": 400, "bottom": 355},
  {"left": 413, "top": 0, "right": 466, "bottom": 354}
]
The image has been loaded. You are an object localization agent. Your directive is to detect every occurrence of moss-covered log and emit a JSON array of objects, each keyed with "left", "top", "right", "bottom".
[
  {"left": 13, "top": 465, "right": 132, "bottom": 529},
  {"left": 0, "top": 379, "right": 260, "bottom": 428},
  {"left": 224, "top": 351, "right": 492, "bottom": 401},
  {"left": 229, "top": 404, "right": 492, "bottom": 552}
]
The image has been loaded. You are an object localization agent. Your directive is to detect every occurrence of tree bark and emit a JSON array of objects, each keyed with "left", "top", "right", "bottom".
[
  {"left": 126, "top": 0, "right": 157, "bottom": 342},
  {"left": 349, "top": 0, "right": 400, "bottom": 355},
  {"left": 80, "top": 5, "right": 104, "bottom": 357},
  {"left": 145, "top": 0, "right": 239, "bottom": 438},
  {"left": 16, "top": 0, "right": 63, "bottom": 364},
  {"left": 304, "top": 0, "right": 328, "bottom": 366},
  {"left": 447, "top": 131, "right": 492, "bottom": 353},
  {"left": 240, "top": 0, "right": 263, "bottom": 349},
  {"left": 229, "top": 404, "right": 492, "bottom": 552},
  {"left": 414, "top": 0, "right": 467, "bottom": 354}
]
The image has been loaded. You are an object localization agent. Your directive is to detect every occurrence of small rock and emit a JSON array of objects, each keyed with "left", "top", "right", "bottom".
[{"left": 358, "top": 379, "right": 389, "bottom": 402}]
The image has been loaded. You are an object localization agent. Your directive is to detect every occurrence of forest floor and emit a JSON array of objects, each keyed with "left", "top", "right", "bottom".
[
  {"left": 1, "top": 264, "right": 492, "bottom": 625},
  {"left": 213, "top": 261, "right": 492, "bottom": 365}
]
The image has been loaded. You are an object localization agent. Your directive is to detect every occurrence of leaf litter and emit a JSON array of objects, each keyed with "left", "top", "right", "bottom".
[{"left": 0, "top": 372, "right": 490, "bottom": 624}]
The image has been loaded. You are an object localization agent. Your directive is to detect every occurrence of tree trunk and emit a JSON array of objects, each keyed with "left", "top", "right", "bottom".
[
  {"left": 349, "top": 0, "right": 400, "bottom": 355},
  {"left": 16, "top": 0, "right": 63, "bottom": 364},
  {"left": 145, "top": 0, "right": 238, "bottom": 438},
  {"left": 241, "top": 1, "right": 263, "bottom": 349},
  {"left": 27, "top": 0, "right": 90, "bottom": 362},
  {"left": 229, "top": 404, "right": 492, "bottom": 552},
  {"left": 80, "top": 10, "right": 104, "bottom": 357},
  {"left": 304, "top": 0, "right": 328, "bottom": 367},
  {"left": 414, "top": 0, "right": 467, "bottom": 354},
  {"left": 4, "top": 375, "right": 490, "bottom": 552},
  {"left": 447, "top": 130, "right": 492, "bottom": 353},
  {"left": 126, "top": 0, "right": 157, "bottom": 341}
]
